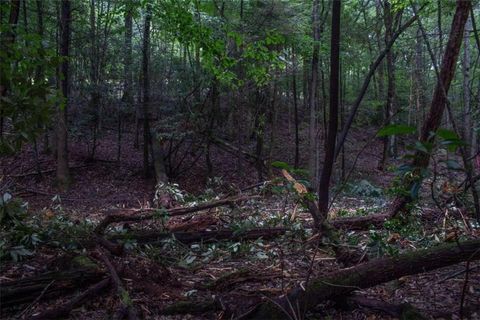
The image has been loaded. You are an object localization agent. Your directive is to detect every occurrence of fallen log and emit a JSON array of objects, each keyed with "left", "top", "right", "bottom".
[
  {"left": 29, "top": 278, "right": 111, "bottom": 320},
  {"left": 330, "top": 213, "right": 390, "bottom": 230},
  {"left": 1, "top": 268, "right": 105, "bottom": 309},
  {"left": 95, "top": 195, "right": 254, "bottom": 235},
  {"left": 243, "top": 238, "right": 480, "bottom": 319},
  {"left": 109, "top": 227, "right": 287, "bottom": 245}
]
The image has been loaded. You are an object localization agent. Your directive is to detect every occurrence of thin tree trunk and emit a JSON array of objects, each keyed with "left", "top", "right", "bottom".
[
  {"left": 462, "top": 17, "right": 472, "bottom": 158},
  {"left": 56, "top": 0, "right": 71, "bottom": 190},
  {"left": 142, "top": 3, "right": 152, "bottom": 178},
  {"left": 309, "top": 0, "right": 321, "bottom": 189},
  {"left": 292, "top": 46, "right": 300, "bottom": 169},
  {"left": 317, "top": 0, "right": 341, "bottom": 219},
  {"left": 119, "top": 0, "right": 133, "bottom": 163},
  {"left": 387, "top": 0, "right": 472, "bottom": 216},
  {"left": 379, "top": 1, "right": 397, "bottom": 170},
  {"left": 334, "top": 12, "right": 420, "bottom": 161}
]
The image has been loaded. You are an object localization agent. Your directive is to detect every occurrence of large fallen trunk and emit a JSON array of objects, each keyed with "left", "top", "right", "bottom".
[
  {"left": 0, "top": 268, "right": 105, "bottom": 309},
  {"left": 244, "top": 239, "right": 480, "bottom": 319}
]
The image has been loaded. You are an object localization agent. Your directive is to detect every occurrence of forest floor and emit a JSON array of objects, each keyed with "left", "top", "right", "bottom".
[{"left": 1, "top": 128, "right": 479, "bottom": 319}]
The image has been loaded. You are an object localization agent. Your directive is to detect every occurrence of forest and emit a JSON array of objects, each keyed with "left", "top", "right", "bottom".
[{"left": 0, "top": 0, "right": 479, "bottom": 319}]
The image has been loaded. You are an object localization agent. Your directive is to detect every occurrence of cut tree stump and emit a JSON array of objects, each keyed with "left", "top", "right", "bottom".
[{"left": 243, "top": 239, "right": 480, "bottom": 319}]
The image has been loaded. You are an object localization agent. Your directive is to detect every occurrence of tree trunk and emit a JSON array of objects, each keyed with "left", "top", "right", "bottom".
[
  {"left": 333, "top": 13, "right": 419, "bottom": 161},
  {"left": 379, "top": 0, "right": 397, "bottom": 170},
  {"left": 317, "top": 0, "right": 341, "bottom": 219},
  {"left": 0, "top": 0, "right": 21, "bottom": 139},
  {"left": 414, "top": 28, "right": 426, "bottom": 136},
  {"left": 119, "top": 0, "right": 133, "bottom": 163},
  {"left": 142, "top": 3, "right": 152, "bottom": 178},
  {"left": 462, "top": 17, "right": 472, "bottom": 159},
  {"left": 308, "top": 0, "right": 321, "bottom": 190},
  {"left": 292, "top": 46, "right": 300, "bottom": 169},
  {"left": 56, "top": 0, "right": 71, "bottom": 190},
  {"left": 388, "top": 0, "right": 472, "bottom": 217},
  {"left": 245, "top": 239, "right": 480, "bottom": 319}
]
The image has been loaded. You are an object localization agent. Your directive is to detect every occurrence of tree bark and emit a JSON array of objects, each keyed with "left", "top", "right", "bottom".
[
  {"left": 142, "top": 3, "right": 152, "bottom": 178},
  {"left": 308, "top": 0, "right": 321, "bottom": 190},
  {"left": 56, "top": 0, "right": 71, "bottom": 190},
  {"left": 244, "top": 239, "right": 480, "bottom": 319},
  {"left": 333, "top": 12, "right": 420, "bottom": 161},
  {"left": 119, "top": 0, "right": 134, "bottom": 162},
  {"left": 317, "top": 0, "right": 341, "bottom": 218},
  {"left": 387, "top": 0, "right": 472, "bottom": 217},
  {"left": 379, "top": 1, "right": 397, "bottom": 170}
]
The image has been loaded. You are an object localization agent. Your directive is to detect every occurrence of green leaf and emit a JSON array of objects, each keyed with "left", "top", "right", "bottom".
[
  {"left": 271, "top": 161, "right": 290, "bottom": 170},
  {"left": 377, "top": 124, "right": 416, "bottom": 137},
  {"left": 413, "top": 141, "right": 432, "bottom": 154},
  {"left": 436, "top": 128, "right": 459, "bottom": 140}
]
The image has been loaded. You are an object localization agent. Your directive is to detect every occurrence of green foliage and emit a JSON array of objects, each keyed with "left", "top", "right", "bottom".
[
  {"left": 0, "top": 30, "right": 60, "bottom": 154},
  {"left": 377, "top": 124, "right": 416, "bottom": 137}
]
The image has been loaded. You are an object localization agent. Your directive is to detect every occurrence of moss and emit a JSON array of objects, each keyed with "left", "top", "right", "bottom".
[{"left": 71, "top": 255, "right": 98, "bottom": 270}]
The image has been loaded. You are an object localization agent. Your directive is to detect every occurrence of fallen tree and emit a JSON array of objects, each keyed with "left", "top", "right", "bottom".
[
  {"left": 1, "top": 268, "right": 105, "bottom": 309},
  {"left": 95, "top": 195, "right": 254, "bottom": 234},
  {"left": 108, "top": 227, "right": 287, "bottom": 245},
  {"left": 243, "top": 238, "right": 480, "bottom": 319}
]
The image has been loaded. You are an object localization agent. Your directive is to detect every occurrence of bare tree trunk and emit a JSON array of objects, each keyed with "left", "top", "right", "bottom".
[
  {"left": 119, "top": 0, "right": 133, "bottom": 163},
  {"left": 317, "top": 0, "right": 341, "bottom": 220},
  {"left": 462, "top": 17, "right": 472, "bottom": 158},
  {"left": 309, "top": 0, "right": 321, "bottom": 189},
  {"left": 56, "top": 0, "right": 71, "bottom": 190},
  {"left": 292, "top": 46, "right": 300, "bottom": 169},
  {"left": 414, "top": 28, "right": 426, "bottom": 136},
  {"left": 388, "top": 0, "right": 472, "bottom": 216},
  {"left": 379, "top": 0, "right": 397, "bottom": 170},
  {"left": 142, "top": 3, "right": 152, "bottom": 178}
]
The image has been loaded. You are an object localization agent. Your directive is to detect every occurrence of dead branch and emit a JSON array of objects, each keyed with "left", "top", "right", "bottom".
[
  {"left": 94, "top": 195, "right": 256, "bottom": 235},
  {"left": 96, "top": 249, "right": 138, "bottom": 320}
]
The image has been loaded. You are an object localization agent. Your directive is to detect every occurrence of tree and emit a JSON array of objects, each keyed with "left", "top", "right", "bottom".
[
  {"left": 142, "top": 3, "right": 152, "bottom": 178},
  {"left": 56, "top": 0, "right": 71, "bottom": 189},
  {"left": 388, "top": 0, "right": 472, "bottom": 216},
  {"left": 317, "top": 0, "right": 341, "bottom": 218}
]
